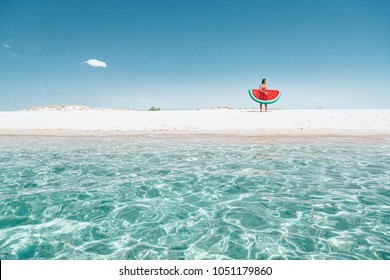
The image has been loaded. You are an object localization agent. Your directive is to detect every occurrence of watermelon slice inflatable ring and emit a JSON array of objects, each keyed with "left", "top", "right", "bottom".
[{"left": 248, "top": 89, "right": 282, "bottom": 104}]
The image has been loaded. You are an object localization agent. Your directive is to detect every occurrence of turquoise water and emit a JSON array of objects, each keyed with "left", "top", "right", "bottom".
[{"left": 0, "top": 136, "right": 389, "bottom": 260}]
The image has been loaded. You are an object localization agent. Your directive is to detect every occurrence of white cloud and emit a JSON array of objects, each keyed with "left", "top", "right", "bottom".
[
  {"left": 83, "top": 58, "right": 107, "bottom": 68},
  {"left": 2, "top": 43, "right": 11, "bottom": 49}
]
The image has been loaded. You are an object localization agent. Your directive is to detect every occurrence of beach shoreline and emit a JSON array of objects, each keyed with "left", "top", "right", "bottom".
[
  {"left": 0, "top": 129, "right": 389, "bottom": 140},
  {"left": 1, "top": 109, "right": 389, "bottom": 138}
]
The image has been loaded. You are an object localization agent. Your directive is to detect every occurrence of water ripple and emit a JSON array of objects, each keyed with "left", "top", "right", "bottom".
[{"left": 0, "top": 136, "right": 389, "bottom": 259}]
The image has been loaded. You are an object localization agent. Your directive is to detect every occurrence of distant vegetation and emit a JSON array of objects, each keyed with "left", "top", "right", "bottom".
[
  {"left": 148, "top": 107, "right": 161, "bottom": 111},
  {"left": 24, "top": 105, "right": 90, "bottom": 111},
  {"left": 22, "top": 105, "right": 136, "bottom": 112}
]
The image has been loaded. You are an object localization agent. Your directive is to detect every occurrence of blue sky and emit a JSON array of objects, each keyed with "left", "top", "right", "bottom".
[{"left": 0, "top": 0, "right": 389, "bottom": 110}]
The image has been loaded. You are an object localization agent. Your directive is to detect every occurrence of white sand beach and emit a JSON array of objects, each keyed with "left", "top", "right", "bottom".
[{"left": 0, "top": 108, "right": 389, "bottom": 137}]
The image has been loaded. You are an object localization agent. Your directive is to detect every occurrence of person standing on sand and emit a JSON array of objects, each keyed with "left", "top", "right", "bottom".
[{"left": 259, "top": 78, "right": 268, "bottom": 112}]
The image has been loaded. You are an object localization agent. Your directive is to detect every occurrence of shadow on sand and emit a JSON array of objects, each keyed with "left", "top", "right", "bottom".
[{"left": 241, "top": 110, "right": 272, "bottom": 113}]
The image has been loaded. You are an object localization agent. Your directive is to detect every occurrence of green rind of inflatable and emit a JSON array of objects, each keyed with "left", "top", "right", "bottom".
[{"left": 248, "top": 89, "right": 282, "bottom": 104}]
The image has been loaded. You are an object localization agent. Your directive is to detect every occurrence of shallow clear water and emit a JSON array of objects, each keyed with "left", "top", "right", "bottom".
[{"left": 0, "top": 136, "right": 389, "bottom": 260}]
